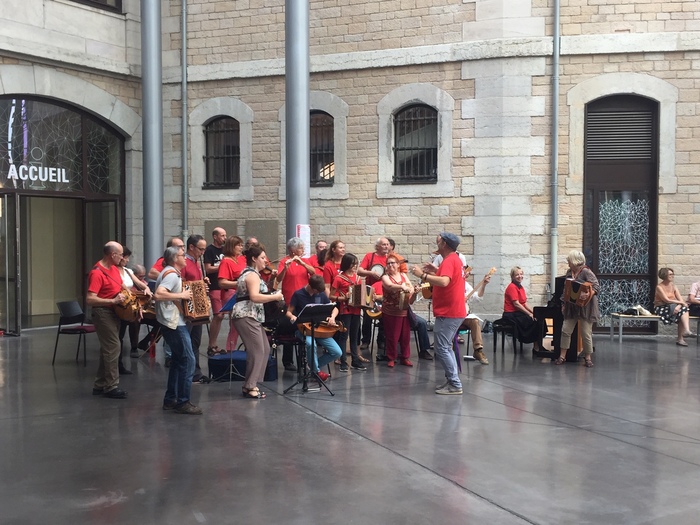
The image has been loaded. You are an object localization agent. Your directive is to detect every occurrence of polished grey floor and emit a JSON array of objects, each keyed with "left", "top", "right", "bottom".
[{"left": 2, "top": 328, "right": 700, "bottom": 525}]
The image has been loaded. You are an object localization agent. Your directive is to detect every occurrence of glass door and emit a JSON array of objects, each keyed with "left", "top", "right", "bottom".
[{"left": 0, "top": 193, "right": 19, "bottom": 335}]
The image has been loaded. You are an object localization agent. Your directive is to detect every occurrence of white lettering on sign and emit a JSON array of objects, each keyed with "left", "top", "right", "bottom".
[{"left": 7, "top": 164, "right": 69, "bottom": 183}]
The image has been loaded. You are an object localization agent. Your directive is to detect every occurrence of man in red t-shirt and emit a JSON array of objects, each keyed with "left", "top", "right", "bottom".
[
  {"left": 148, "top": 237, "right": 185, "bottom": 280},
  {"left": 306, "top": 239, "right": 327, "bottom": 275},
  {"left": 86, "top": 241, "right": 129, "bottom": 399},
  {"left": 412, "top": 232, "right": 465, "bottom": 395},
  {"left": 358, "top": 237, "right": 391, "bottom": 350}
]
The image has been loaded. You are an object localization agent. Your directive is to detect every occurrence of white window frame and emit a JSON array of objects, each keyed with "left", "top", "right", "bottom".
[
  {"left": 377, "top": 83, "right": 454, "bottom": 199},
  {"left": 190, "top": 97, "right": 254, "bottom": 202},
  {"left": 278, "top": 91, "right": 349, "bottom": 200}
]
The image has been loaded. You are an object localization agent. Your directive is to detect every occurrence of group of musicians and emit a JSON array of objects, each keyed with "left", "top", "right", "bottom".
[{"left": 93, "top": 231, "right": 599, "bottom": 405}]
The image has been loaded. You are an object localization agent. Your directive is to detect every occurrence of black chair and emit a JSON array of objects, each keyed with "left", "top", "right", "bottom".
[
  {"left": 492, "top": 317, "right": 523, "bottom": 354},
  {"left": 53, "top": 301, "right": 96, "bottom": 367}
]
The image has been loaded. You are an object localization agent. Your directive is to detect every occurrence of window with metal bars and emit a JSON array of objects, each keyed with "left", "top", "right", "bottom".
[
  {"left": 310, "top": 111, "right": 334, "bottom": 187},
  {"left": 203, "top": 117, "right": 240, "bottom": 189},
  {"left": 393, "top": 104, "right": 438, "bottom": 184},
  {"left": 68, "top": 0, "right": 122, "bottom": 13}
]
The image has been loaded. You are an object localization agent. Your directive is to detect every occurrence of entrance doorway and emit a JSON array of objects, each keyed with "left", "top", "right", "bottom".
[
  {"left": 0, "top": 194, "right": 119, "bottom": 332},
  {"left": 583, "top": 95, "right": 658, "bottom": 331}
]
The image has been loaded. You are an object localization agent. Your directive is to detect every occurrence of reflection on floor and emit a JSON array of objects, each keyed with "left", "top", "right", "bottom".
[{"left": 1, "top": 328, "right": 700, "bottom": 524}]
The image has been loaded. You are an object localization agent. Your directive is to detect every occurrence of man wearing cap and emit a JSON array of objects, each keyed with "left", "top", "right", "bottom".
[{"left": 412, "top": 233, "right": 465, "bottom": 395}]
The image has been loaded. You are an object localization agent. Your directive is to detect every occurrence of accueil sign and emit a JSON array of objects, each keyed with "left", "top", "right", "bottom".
[{"left": 6, "top": 164, "right": 69, "bottom": 183}]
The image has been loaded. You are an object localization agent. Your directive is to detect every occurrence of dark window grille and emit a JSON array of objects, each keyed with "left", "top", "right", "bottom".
[
  {"left": 310, "top": 111, "right": 334, "bottom": 187},
  {"left": 68, "top": 0, "right": 122, "bottom": 13},
  {"left": 393, "top": 104, "right": 438, "bottom": 184},
  {"left": 203, "top": 117, "right": 240, "bottom": 189}
]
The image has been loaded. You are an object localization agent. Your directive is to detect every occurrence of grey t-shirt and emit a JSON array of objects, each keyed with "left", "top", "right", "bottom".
[{"left": 155, "top": 266, "right": 186, "bottom": 329}]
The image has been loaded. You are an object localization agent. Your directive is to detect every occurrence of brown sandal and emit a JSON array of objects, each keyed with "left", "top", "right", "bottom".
[
  {"left": 584, "top": 357, "right": 594, "bottom": 368},
  {"left": 554, "top": 357, "right": 566, "bottom": 365},
  {"left": 357, "top": 355, "right": 369, "bottom": 363}
]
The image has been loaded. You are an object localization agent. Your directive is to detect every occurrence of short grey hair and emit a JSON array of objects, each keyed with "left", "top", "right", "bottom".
[
  {"left": 163, "top": 246, "right": 181, "bottom": 267},
  {"left": 566, "top": 250, "right": 586, "bottom": 267},
  {"left": 287, "top": 237, "right": 304, "bottom": 253}
]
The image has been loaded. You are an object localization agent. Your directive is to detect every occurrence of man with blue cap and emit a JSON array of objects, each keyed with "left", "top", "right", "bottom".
[{"left": 411, "top": 232, "right": 465, "bottom": 395}]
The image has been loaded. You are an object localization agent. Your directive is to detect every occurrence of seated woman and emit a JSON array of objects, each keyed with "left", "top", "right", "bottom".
[
  {"left": 654, "top": 267, "right": 693, "bottom": 346},
  {"left": 502, "top": 266, "right": 540, "bottom": 351}
]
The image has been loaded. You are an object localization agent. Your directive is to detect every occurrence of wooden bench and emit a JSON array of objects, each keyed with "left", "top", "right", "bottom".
[{"left": 610, "top": 313, "right": 700, "bottom": 342}]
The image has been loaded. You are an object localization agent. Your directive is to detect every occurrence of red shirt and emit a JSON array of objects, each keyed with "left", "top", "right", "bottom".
[
  {"left": 151, "top": 257, "right": 165, "bottom": 274},
  {"left": 306, "top": 255, "right": 323, "bottom": 276},
  {"left": 219, "top": 256, "right": 246, "bottom": 282},
  {"left": 382, "top": 273, "right": 409, "bottom": 317},
  {"left": 182, "top": 254, "right": 204, "bottom": 282},
  {"left": 360, "top": 252, "right": 387, "bottom": 285},
  {"left": 331, "top": 272, "right": 362, "bottom": 315},
  {"left": 277, "top": 256, "right": 312, "bottom": 306},
  {"left": 432, "top": 252, "right": 466, "bottom": 318},
  {"left": 88, "top": 262, "right": 123, "bottom": 299},
  {"left": 504, "top": 282, "right": 527, "bottom": 313},
  {"left": 322, "top": 260, "right": 341, "bottom": 286}
]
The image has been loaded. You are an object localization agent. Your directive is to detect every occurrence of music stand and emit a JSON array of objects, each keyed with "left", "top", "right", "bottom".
[{"left": 283, "top": 303, "right": 337, "bottom": 396}]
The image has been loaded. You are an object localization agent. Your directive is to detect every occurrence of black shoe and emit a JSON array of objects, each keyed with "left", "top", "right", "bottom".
[
  {"left": 339, "top": 362, "right": 349, "bottom": 372},
  {"left": 174, "top": 402, "right": 203, "bottom": 415},
  {"left": 284, "top": 363, "right": 297, "bottom": 372},
  {"left": 193, "top": 375, "right": 211, "bottom": 384},
  {"left": 92, "top": 388, "right": 104, "bottom": 396},
  {"left": 163, "top": 400, "right": 177, "bottom": 410},
  {"left": 375, "top": 354, "right": 388, "bottom": 362},
  {"left": 351, "top": 361, "right": 367, "bottom": 371},
  {"left": 103, "top": 388, "right": 128, "bottom": 399},
  {"left": 419, "top": 351, "right": 434, "bottom": 361},
  {"left": 130, "top": 349, "right": 140, "bottom": 358},
  {"left": 165, "top": 358, "right": 171, "bottom": 368},
  {"left": 118, "top": 366, "right": 133, "bottom": 375}
]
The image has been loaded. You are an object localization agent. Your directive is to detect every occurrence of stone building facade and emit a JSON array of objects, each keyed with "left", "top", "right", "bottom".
[{"left": 1, "top": 0, "right": 699, "bottom": 328}]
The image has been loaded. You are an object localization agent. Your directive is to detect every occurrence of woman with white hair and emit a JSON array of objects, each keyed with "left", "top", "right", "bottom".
[{"left": 554, "top": 250, "right": 600, "bottom": 367}]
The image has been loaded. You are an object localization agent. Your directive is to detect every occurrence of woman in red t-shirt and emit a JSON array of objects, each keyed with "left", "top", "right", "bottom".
[
  {"left": 322, "top": 240, "right": 345, "bottom": 294},
  {"left": 217, "top": 236, "right": 246, "bottom": 352},
  {"left": 330, "top": 254, "right": 368, "bottom": 371},
  {"left": 502, "top": 266, "right": 539, "bottom": 349},
  {"left": 381, "top": 255, "right": 415, "bottom": 368}
]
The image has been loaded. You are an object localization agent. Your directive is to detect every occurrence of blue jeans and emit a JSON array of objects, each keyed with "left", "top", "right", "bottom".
[
  {"left": 409, "top": 314, "right": 431, "bottom": 353},
  {"left": 297, "top": 331, "right": 342, "bottom": 372},
  {"left": 433, "top": 317, "right": 463, "bottom": 389},
  {"left": 161, "top": 325, "right": 196, "bottom": 406}
]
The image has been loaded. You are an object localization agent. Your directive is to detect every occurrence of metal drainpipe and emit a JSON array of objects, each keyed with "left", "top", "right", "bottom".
[
  {"left": 550, "top": 0, "right": 561, "bottom": 292},
  {"left": 181, "top": 0, "right": 189, "bottom": 239}
]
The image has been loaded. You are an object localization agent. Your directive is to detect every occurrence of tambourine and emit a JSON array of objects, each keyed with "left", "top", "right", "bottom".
[{"left": 370, "top": 263, "right": 385, "bottom": 277}]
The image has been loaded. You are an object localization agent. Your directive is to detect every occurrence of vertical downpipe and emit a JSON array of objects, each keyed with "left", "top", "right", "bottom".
[{"left": 550, "top": 0, "right": 561, "bottom": 292}]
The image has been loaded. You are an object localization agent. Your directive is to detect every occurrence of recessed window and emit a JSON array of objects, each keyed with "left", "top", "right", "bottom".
[
  {"left": 310, "top": 111, "right": 334, "bottom": 187},
  {"left": 68, "top": 0, "right": 122, "bottom": 13},
  {"left": 393, "top": 104, "right": 438, "bottom": 184},
  {"left": 203, "top": 117, "right": 240, "bottom": 189}
]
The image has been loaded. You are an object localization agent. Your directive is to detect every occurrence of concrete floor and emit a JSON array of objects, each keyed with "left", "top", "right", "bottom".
[{"left": 2, "top": 328, "right": 700, "bottom": 525}]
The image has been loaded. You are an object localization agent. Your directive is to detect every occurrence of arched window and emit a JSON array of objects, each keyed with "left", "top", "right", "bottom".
[
  {"left": 203, "top": 117, "right": 240, "bottom": 189},
  {"left": 393, "top": 104, "right": 438, "bottom": 184},
  {"left": 310, "top": 110, "right": 334, "bottom": 187}
]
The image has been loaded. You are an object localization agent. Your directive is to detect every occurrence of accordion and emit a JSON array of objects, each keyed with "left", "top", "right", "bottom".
[
  {"left": 563, "top": 279, "right": 593, "bottom": 307},
  {"left": 182, "top": 280, "right": 211, "bottom": 323}
]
